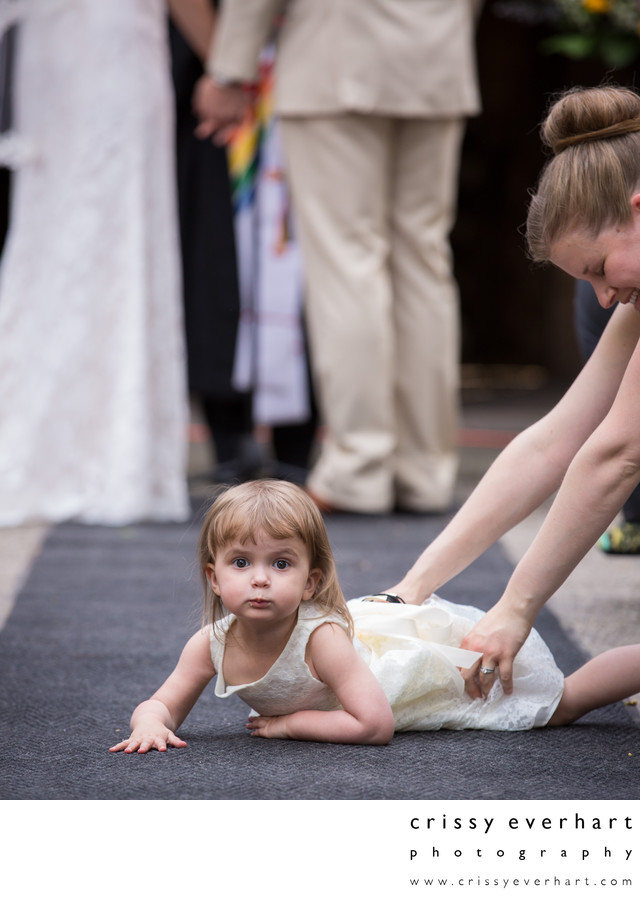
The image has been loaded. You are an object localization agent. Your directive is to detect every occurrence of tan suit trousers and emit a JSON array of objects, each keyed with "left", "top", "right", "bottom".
[{"left": 281, "top": 114, "right": 463, "bottom": 513}]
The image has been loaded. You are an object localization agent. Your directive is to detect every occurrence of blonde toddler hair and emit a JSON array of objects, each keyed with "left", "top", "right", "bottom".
[
  {"left": 197, "top": 480, "right": 353, "bottom": 637},
  {"left": 526, "top": 85, "right": 640, "bottom": 261}
]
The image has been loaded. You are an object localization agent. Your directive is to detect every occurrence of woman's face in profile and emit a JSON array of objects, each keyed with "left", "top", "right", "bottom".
[{"left": 550, "top": 196, "right": 640, "bottom": 314}]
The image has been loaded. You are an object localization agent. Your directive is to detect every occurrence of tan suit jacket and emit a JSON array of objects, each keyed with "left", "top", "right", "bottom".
[{"left": 208, "top": 0, "right": 481, "bottom": 117}]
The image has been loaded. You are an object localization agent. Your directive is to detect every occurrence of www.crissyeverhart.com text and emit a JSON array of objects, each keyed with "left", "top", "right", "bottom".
[{"left": 408, "top": 876, "right": 633, "bottom": 888}]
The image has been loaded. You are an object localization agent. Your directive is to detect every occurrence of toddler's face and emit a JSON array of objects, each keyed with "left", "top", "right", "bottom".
[{"left": 207, "top": 530, "right": 321, "bottom": 626}]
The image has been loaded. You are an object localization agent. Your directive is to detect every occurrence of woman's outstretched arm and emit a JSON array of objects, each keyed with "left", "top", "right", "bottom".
[
  {"left": 391, "top": 303, "right": 640, "bottom": 693},
  {"left": 464, "top": 307, "right": 640, "bottom": 691},
  {"left": 393, "top": 305, "right": 639, "bottom": 603}
]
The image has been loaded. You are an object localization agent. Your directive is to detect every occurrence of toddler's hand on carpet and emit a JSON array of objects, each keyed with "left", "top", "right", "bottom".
[
  {"left": 109, "top": 720, "right": 187, "bottom": 753},
  {"left": 246, "top": 715, "right": 289, "bottom": 739}
]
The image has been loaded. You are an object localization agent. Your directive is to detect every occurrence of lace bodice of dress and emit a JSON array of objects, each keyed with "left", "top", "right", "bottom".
[{"left": 209, "top": 603, "right": 345, "bottom": 717}]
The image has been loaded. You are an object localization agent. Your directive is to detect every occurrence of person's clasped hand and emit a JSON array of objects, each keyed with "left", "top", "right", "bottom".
[{"left": 192, "top": 75, "right": 248, "bottom": 146}]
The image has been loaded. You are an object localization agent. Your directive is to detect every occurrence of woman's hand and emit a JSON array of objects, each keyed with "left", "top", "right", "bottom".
[
  {"left": 109, "top": 715, "right": 187, "bottom": 754},
  {"left": 192, "top": 75, "right": 248, "bottom": 145},
  {"left": 460, "top": 600, "right": 534, "bottom": 699}
]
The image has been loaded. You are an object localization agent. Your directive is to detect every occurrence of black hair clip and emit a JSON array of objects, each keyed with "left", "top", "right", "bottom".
[{"left": 363, "top": 593, "right": 406, "bottom": 604}]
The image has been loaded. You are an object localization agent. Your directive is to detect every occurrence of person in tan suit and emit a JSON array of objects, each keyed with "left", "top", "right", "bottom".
[{"left": 195, "top": 1, "right": 482, "bottom": 514}]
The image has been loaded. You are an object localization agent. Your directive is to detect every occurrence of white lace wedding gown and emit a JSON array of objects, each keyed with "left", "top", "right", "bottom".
[{"left": 0, "top": 0, "right": 189, "bottom": 525}]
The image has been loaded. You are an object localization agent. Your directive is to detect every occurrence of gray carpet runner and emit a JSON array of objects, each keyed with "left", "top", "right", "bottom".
[{"left": 0, "top": 502, "right": 637, "bottom": 799}]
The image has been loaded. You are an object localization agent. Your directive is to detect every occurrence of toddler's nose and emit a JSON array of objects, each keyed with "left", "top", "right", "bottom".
[{"left": 251, "top": 566, "right": 270, "bottom": 585}]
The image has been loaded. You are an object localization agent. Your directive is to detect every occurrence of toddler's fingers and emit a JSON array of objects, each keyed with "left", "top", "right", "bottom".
[
  {"left": 109, "top": 739, "right": 130, "bottom": 752},
  {"left": 248, "top": 725, "right": 267, "bottom": 738},
  {"left": 246, "top": 716, "right": 266, "bottom": 735},
  {"left": 134, "top": 738, "right": 159, "bottom": 754},
  {"left": 167, "top": 733, "right": 187, "bottom": 748}
]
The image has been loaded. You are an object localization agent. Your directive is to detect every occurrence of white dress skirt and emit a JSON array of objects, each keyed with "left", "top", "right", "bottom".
[{"left": 0, "top": 0, "right": 189, "bottom": 525}]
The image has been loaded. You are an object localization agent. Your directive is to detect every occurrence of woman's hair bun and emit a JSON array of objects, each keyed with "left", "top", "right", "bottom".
[{"left": 542, "top": 85, "right": 640, "bottom": 155}]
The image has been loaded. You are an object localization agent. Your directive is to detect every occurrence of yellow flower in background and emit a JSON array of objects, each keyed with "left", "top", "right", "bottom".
[
  {"left": 581, "top": 0, "right": 611, "bottom": 13},
  {"left": 498, "top": 0, "right": 640, "bottom": 69}
]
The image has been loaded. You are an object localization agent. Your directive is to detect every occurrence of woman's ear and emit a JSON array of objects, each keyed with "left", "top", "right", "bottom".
[
  {"left": 206, "top": 562, "right": 219, "bottom": 595},
  {"left": 302, "top": 568, "right": 322, "bottom": 602}
]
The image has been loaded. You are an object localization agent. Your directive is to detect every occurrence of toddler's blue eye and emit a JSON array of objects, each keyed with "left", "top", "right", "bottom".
[
  {"left": 274, "top": 559, "right": 290, "bottom": 570},
  {"left": 233, "top": 558, "right": 249, "bottom": 568}
]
